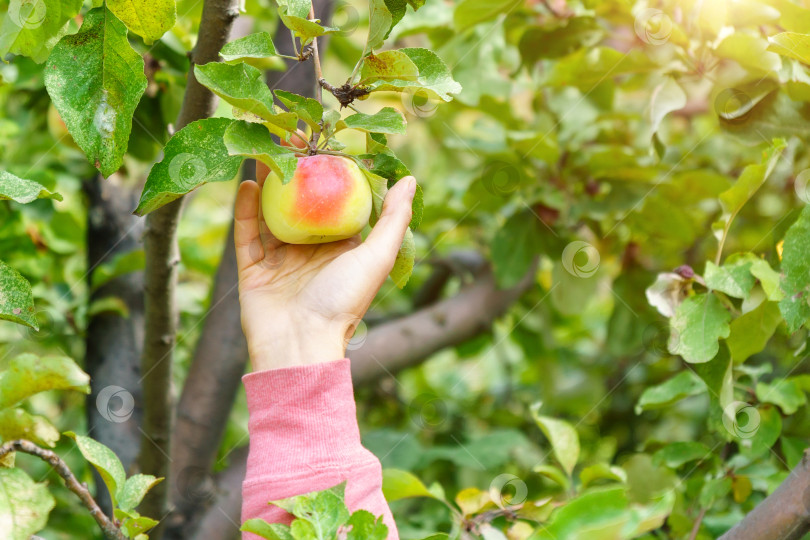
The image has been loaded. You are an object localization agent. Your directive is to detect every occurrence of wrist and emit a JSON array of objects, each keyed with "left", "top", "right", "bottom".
[{"left": 245, "top": 319, "right": 346, "bottom": 372}]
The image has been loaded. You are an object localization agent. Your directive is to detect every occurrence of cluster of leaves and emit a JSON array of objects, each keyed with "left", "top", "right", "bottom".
[{"left": 241, "top": 483, "right": 389, "bottom": 540}]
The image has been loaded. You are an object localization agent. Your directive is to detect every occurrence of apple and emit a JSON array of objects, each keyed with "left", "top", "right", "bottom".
[
  {"left": 47, "top": 103, "right": 80, "bottom": 150},
  {"left": 260, "top": 154, "right": 372, "bottom": 244}
]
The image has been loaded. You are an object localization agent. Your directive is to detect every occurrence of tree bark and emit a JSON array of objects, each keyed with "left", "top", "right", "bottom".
[
  {"left": 351, "top": 263, "right": 536, "bottom": 384},
  {"left": 167, "top": 1, "right": 333, "bottom": 532},
  {"left": 719, "top": 449, "right": 810, "bottom": 540},
  {"left": 84, "top": 172, "right": 144, "bottom": 515},
  {"left": 137, "top": 0, "right": 241, "bottom": 530}
]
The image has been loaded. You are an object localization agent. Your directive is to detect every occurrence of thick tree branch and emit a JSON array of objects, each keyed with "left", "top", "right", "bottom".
[
  {"left": 350, "top": 262, "right": 536, "bottom": 384},
  {"left": 719, "top": 449, "right": 810, "bottom": 540},
  {"left": 0, "top": 440, "right": 127, "bottom": 540},
  {"left": 138, "top": 0, "right": 241, "bottom": 529},
  {"left": 188, "top": 446, "right": 248, "bottom": 540},
  {"left": 84, "top": 172, "right": 144, "bottom": 516}
]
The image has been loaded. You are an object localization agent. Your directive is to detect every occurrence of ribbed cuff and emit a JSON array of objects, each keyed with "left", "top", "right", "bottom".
[{"left": 242, "top": 359, "right": 366, "bottom": 480}]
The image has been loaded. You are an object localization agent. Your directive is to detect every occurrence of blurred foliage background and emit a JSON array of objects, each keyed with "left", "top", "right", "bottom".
[{"left": 3, "top": 0, "right": 810, "bottom": 538}]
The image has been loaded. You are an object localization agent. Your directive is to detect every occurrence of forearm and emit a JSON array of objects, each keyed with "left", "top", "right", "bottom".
[{"left": 240, "top": 358, "right": 398, "bottom": 539}]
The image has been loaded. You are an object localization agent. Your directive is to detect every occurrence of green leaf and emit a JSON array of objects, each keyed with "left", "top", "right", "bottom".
[
  {"left": 364, "top": 48, "right": 462, "bottom": 102},
  {"left": 220, "top": 32, "right": 285, "bottom": 70},
  {"left": 44, "top": 7, "right": 148, "bottom": 177},
  {"left": 0, "top": 171, "right": 62, "bottom": 203},
  {"left": 365, "top": 0, "right": 393, "bottom": 54},
  {"left": 533, "top": 464, "right": 571, "bottom": 490},
  {"left": 135, "top": 118, "right": 243, "bottom": 216},
  {"left": 717, "top": 139, "right": 786, "bottom": 233},
  {"left": 668, "top": 293, "right": 732, "bottom": 363},
  {"left": 223, "top": 121, "right": 298, "bottom": 185},
  {"left": 779, "top": 205, "right": 810, "bottom": 331},
  {"left": 65, "top": 432, "right": 126, "bottom": 507},
  {"left": 274, "top": 90, "right": 323, "bottom": 130},
  {"left": 390, "top": 228, "right": 415, "bottom": 289},
  {"left": 0, "top": 408, "right": 60, "bottom": 447},
  {"left": 194, "top": 62, "right": 278, "bottom": 120},
  {"left": 271, "top": 483, "right": 350, "bottom": 536},
  {"left": 530, "top": 487, "right": 629, "bottom": 540},
  {"left": 653, "top": 441, "right": 713, "bottom": 468},
  {"left": 118, "top": 474, "right": 162, "bottom": 512},
  {"left": 635, "top": 371, "right": 706, "bottom": 413},
  {"left": 119, "top": 512, "right": 159, "bottom": 537},
  {"left": 650, "top": 77, "right": 687, "bottom": 137},
  {"left": 0, "top": 467, "right": 55, "bottom": 540},
  {"left": 756, "top": 378, "right": 807, "bottom": 415},
  {"left": 277, "top": 0, "right": 337, "bottom": 43},
  {"left": 360, "top": 51, "right": 420, "bottom": 84},
  {"left": 107, "top": 0, "right": 175, "bottom": 43},
  {"left": 342, "top": 107, "right": 406, "bottom": 134},
  {"left": 382, "top": 469, "right": 437, "bottom": 501},
  {"left": 491, "top": 211, "right": 547, "bottom": 289},
  {"left": 0, "top": 353, "right": 90, "bottom": 410},
  {"left": 0, "top": 261, "right": 37, "bottom": 329},
  {"left": 530, "top": 403, "right": 579, "bottom": 476},
  {"left": 363, "top": 168, "right": 389, "bottom": 227},
  {"left": 346, "top": 510, "right": 388, "bottom": 540},
  {"left": 453, "top": 0, "right": 522, "bottom": 31},
  {"left": 727, "top": 301, "right": 782, "bottom": 363},
  {"left": 704, "top": 260, "right": 756, "bottom": 298},
  {"left": 0, "top": 0, "right": 82, "bottom": 63},
  {"left": 768, "top": 32, "right": 810, "bottom": 64},
  {"left": 579, "top": 463, "right": 627, "bottom": 488},
  {"left": 241, "top": 519, "right": 294, "bottom": 540},
  {"left": 715, "top": 33, "right": 782, "bottom": 73},
  {"left": 738, "top": 404, "right": 781, "bottom": 457}
]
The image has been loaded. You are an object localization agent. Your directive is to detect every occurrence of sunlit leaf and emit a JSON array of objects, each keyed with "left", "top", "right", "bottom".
[
  {"left": 0, "top": 468, "right": 55, "bottom": 540},
  {"left": 0, "top": 353, "right": 90, "bottom": 410}
]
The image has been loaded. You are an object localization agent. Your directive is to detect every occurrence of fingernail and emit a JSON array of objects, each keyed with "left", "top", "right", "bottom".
[{"left": 407, "top": 176, "right": 416, "bottom": 198}]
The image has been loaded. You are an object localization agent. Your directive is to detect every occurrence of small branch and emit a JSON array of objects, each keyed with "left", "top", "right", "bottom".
[
  {"left": 719, "top": 449, "right": 810, "bottom": 540},
  {"left": 688, "top": 508, "right": 707, "bottom": 540},
  {"left": 0, "top": 440, "right": 127, "bottom": 540},
  {"left": 309, "top": 6, "right": 324, "bottom": 105}
]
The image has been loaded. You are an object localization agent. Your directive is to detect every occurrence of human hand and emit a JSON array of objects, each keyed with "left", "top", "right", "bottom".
[{"left": 233, "top": 170, "right": 416, "bottom": 371}]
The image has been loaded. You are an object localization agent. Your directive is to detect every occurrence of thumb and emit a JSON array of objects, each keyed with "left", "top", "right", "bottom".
[{"left": 358, "top": 176, "right": 416, "bottom": 280}]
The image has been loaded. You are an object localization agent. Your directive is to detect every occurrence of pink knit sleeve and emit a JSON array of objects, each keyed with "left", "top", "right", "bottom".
[{"left": 240, "top": 358, "right": 398, "bottom": 539}]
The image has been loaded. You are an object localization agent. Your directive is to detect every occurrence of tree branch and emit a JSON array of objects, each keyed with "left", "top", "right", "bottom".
[
  {"left": 84, "top": 172, "right": 145, "bottom": 516},
  {"left": 137, "top": 0, "right": 241, "bottom": 529},
  {"left": 350, "top": 262, "right": 536, "bottom": 384},
  {"left": 0, "top": 440, "right": 127, "bottom": 540},
  {"left": 719, "top": 449, "right": 810, "bottom": 540}
]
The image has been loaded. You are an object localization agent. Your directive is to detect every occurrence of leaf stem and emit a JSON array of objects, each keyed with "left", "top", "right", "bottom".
[
  {"left": 289, "top": 29, "right": 299, "bottom": 58},
  {"left": 0, "top": 439, "right": 128, "bottom": 540}
]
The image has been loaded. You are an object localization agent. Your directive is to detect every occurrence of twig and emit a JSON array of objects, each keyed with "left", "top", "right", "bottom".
[
  {"left": 309, "top": 6, "right": 324, "bottom": 105},
  {"left": 688, "top": 508, "right": 707, "bottom": 540},
  {"left": 0, "top": 440, "right": 127, "bottom": 540}
]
